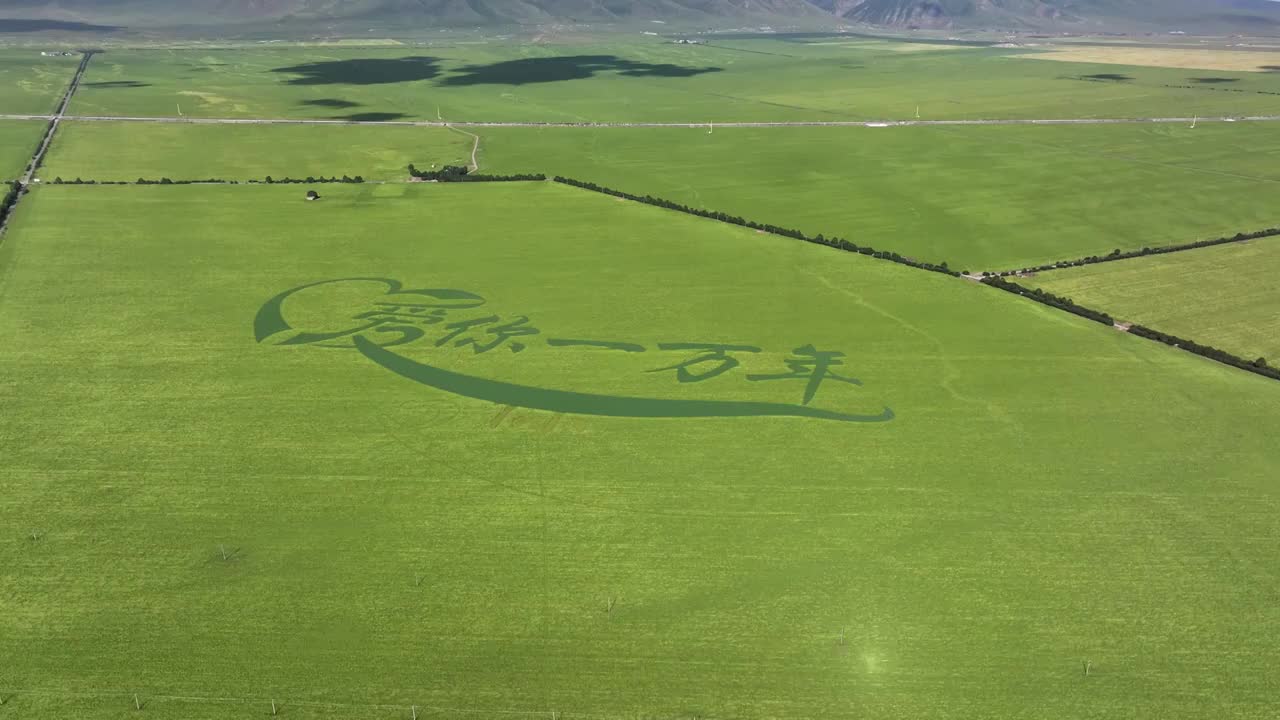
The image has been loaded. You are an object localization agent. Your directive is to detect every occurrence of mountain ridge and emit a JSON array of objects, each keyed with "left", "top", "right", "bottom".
[{"left": 2, "top": 0, "right": 1279, "bottom": 31}]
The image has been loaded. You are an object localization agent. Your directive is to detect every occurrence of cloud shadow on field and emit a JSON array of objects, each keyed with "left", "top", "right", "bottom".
[
  {"left": 271, "top": 57, "right": 442, "bottom": 85},
  {"left": 331, "top": 112, "right": 408, "bottom": 122},
  {"left": 438, "top": 55, "right": 722, "bottom": 86},
  {"left": 0, "top": 18, "right": 122, "bottom": 33},
  {"left": 84, "top": 80, "right": 150, "bottom": 89},
  {"left": 1261, "top": 66, "right": 1280, "bottom": 72},
  {"left": 302, "top": 98, "right": 361, "bottom": 108},
  {"left": 1080, "top": 73, "right": 1133, "bottom": 82},
  {"left": 1190, "top": 77, "right": 1239, "bottom": 84}
]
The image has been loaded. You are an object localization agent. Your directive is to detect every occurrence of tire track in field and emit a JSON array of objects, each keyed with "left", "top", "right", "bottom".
[{"left": 799, "top": 266, "right": 1018, "bottom": 431}]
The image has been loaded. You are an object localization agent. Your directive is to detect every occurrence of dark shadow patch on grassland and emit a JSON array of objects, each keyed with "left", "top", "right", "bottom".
[
  {"left": 84, "top": 80, "right": 150, "bottom": 89},
  {"left": 1080, "top": 73, "right": 1134, "bottom": 82},
  {"left": 438, "top": 55, "right": 721, "bottom": 87},
  {"left": 302, "top": 98, "right": 361, "bottom": 108},
  {"left": 272, "top": 57, "right": 441, "bottom": 85},
  {"left": 1261, "top": 65, "right": 1280, "bottom": 72},
  {"left": 0, "top": 18, "right": 122, "bottom": 32},
  {"left": 331, "top": 112, "right": 408, "bottom": 122},
  {"left": 1190, "top": 77, "right": 1240, "bottom": 84}
]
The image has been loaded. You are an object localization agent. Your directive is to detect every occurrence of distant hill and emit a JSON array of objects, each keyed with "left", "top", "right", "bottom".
[
  {"left": 0, "top": 0, "right": 826, "bottom": 30},
  {"left": 812, "top": 0, "right": 1280, "bottom": 31},
  {"left": 2, "top": 0, "right": 1279, "bottom": 31}
]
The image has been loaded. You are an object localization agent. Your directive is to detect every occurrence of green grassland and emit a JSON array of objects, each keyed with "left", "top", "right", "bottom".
[
  {"left": 2, "top": 182, "right": 1279, "bottom": 719},
  {"left": 1028, "top": 240, "right": 1280, "bottom": 361},
  {"left": 479, "top": 122, "right": 1280, "bottom": 269},
  {"left": 65, "top": 39, "right": 1280, "bottom": 123},
  {"left": 0, "top": 50, "right": 79, "bottom": 116},
  {"left": 0, "top": 120, "right": 42, "bottom": 180},
  {"left": 33, "top": 121, "right": 1280, "bottom": 270},
  {"left": 40, "top": 121, "right": 473, "bottom": 181}
]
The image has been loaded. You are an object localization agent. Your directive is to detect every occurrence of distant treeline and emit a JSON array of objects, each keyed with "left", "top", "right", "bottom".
[
  {"left": 51, "top": 177, "right": 239, "bottom": 185},
  {"left": 1162, "top": 84, "right": 1280, "bottom": 97},
  {"left": 408, "top": 164, "right": 545, "bottom": 183},
  {"left": 982, "top": 275, "right": 1278, "bottom": 383},
  {"left": 1, "top": 180, "right": 24, "bottom": 227},
  {"left": 980, "top": 275, "right": 1115, "bottom": 326},
  {"left": 553, "top": 176, "right": 960, "bottom": 278},
  {"left": 257, "top": 175, "right": 365, "bottom": 184},
  {"left": 988, "top": 225, "right": 1280, "bottom": 276}
]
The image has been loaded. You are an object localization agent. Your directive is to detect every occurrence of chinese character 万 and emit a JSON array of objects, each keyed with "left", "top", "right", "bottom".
[
  {"left": 648, "top": 343, "right": 762, "bottom": 383},
  {"left": 436, "top": 315, "right": 541, "bottom": 354},
  {"left": 746, "top": 344, "right": 862, "bottom": 404}
]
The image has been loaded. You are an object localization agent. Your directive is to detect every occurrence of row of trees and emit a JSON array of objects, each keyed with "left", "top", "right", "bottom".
[
  {"left": 1129, "top": 325, "right": 1280, "bottom": 382},
  {"left": 982, "top": 275, "right": 1279, "bottom": 383},
  {"left": 27, "top": 120, "right": 56, "bottom": 175},
  {"left": 258, "top": 175, "right": 365, "bottom": 184},
  {"left": 986, "top": 225, "right": 1280, "bottom": 277},
  {"left": 0, "top": 181, "right": 24, "bottom": 227},
  {"left": 51, "top": 177, "right": 238, "bottom": 185},
  {"left": 1162, "top": 84, "right": 1280, "bottom": 97},
  {"left": 980, "top": 275, "right": 1115, "bottom": 326},
  {"left": 407, "top": 164, "right": 545, "bottom": 183},
  {"left": 553, "top": 176, "right": 960, "bottom": 277}
]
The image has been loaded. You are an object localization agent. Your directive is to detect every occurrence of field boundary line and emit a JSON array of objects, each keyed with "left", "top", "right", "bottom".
[
  {"left": 553, "top": 175, "right": 1280, "bottom": 383},
  {"left": 982, "top": 223, "right": 1280, "bottom": 277}
]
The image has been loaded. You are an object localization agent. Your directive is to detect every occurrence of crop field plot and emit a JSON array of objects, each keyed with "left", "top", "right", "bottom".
[
  {"left": 40, "top": 121, "right": 474, "bottom": 181},
  {"left": 480, "top": 123, "right": 1280, "bottom": 270},
  {"left": 0, "top": 49, "right": 79, "bottom": 115},
  {"left": 1028, "top": 239, "right": 1280, "bottom": 361},
  {"left": 1, "top": 182, "right": 1279, "bottom": 719},
  {"left": 1017, "top": 45, "right": 1280, "bottom": 73},
  {"left": 63, "top": 39, "right": 1280, "bottom": 123},
  {"left": 0, "top": 119, "right": 44, "bottom": 180}
]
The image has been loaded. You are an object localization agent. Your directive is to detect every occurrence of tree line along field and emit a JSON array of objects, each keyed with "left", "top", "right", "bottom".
[
  {"left": 2, "top": 181, "right": 1279, "bottom": 718},
  {"left": 480, "top": 122, "right": 1280, "bottom": 270},
  {"left": 0, "top": 49, "right": 79, "bottom": 115},
  {"left": 1028, "top": 239, "right": 1280, "bottom": 361},
  {"left": 39, "top": 122, "right": 475, "bottom": 182},
  {"left": 62, "top": 38, "right": 1280, "bottom": 123},
  {"left": 29, "top": 121, "right": 1280, "bottom": 270},
  {"left": 0, "top": 119, "right": 45, "bottom": 181}
]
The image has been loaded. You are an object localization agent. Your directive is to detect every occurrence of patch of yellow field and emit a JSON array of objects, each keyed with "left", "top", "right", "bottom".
[
  {"left": 1015, "top": 46, "right": 1280, "bottom": 73},
  {"left": 177, "top": 90, "right": 230, "bottom": 106}
]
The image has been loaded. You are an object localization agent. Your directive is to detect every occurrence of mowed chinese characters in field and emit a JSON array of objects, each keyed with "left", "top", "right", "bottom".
[
  {"left": 1, "top": 181, "right": 1279, "bottom": 718},
  {"left": 255, "top": 276, "right": 893, "bottom": 422}
]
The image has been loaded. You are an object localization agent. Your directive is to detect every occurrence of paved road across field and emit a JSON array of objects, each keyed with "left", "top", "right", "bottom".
[{"left": 1, "top": 113, "right": 1277, "bottom": 128}]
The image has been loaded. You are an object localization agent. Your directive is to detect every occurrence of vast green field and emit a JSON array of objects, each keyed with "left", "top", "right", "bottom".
[
  {"left": 1, "top": 182, "right": 1278, "bottom": 719},
  {"left": 40, "top": 121, "right": 473, "bottom": 181},
  {"left": 1029, "top": 239, "right": 1280, "bottom": 360},
  {"left": 481, "top": 123, "right": 1280, "bottom": 269},
  {"left": 30, "top": 120, "right": 1280, "bottom": 269},
  {"left": 0, "top": 50, "right": 78, "bottom": 115},
  {"left": 0, "top": 119, "right": 42, "bottom": 180},
  {"left": 66, "top": 39, "right": 1280, "bottom": 122}
]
